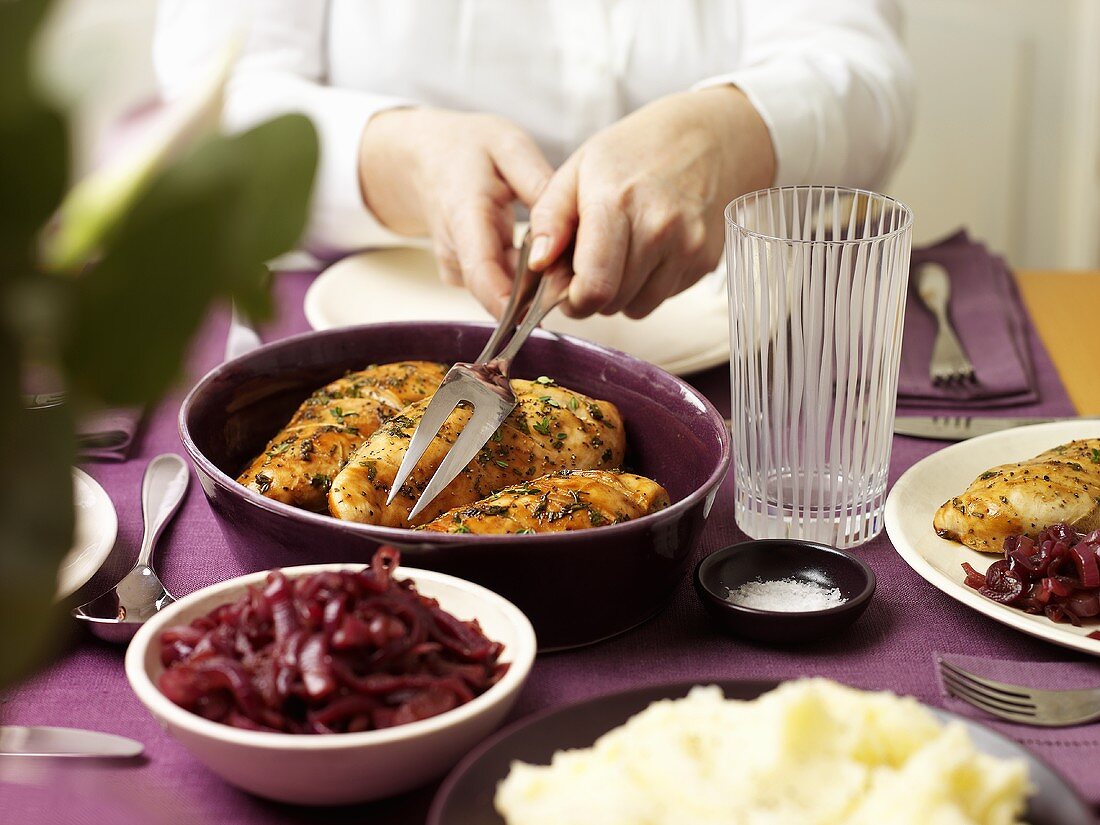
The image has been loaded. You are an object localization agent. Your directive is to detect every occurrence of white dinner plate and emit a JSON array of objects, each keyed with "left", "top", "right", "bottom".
[
  {"left": 885, "top": 421, "right": 1100, "bottom": 657},
  {"left": 58, "top": 468, "right": 118, "bottom": 601},
  {"left": 304, "top": 245, "right": 731, "bottom": 376}
]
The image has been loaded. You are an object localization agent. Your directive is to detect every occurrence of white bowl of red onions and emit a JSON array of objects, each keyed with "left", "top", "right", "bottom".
[{"left": 124, "top": 548, "right": 536, "bottom": 805}]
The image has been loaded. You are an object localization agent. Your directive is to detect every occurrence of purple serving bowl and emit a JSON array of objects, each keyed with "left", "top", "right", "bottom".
[{"left": 179, "top": 322, "right": 730, "bottom": 650}]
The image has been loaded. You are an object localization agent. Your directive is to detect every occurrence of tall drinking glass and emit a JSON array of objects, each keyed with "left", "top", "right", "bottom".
[{"left": 725, "top": 186, "right": 913, "bottom": 548}]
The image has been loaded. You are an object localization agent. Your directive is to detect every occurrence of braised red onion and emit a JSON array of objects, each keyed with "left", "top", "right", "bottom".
[
  {"left": 963, "top": 525, "right": 1100, "bottom": 626},
  {"left": 157, "top": 547, "right": 507, "bottom": 734}
]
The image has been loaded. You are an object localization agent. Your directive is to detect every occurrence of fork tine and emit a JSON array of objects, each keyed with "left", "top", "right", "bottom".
[
  {"left": 943, "top": 675, "right": 1038, "bottom": 723},
  {"left": 941, "top": 670, "right": 1036, "bottom": 713},
  {"left": 405, "top": 402, "right": 511, "bottom": 523},
  {"left": 939, "top": 660, "right": 1033, "bottom": 701},
  {"left": 385, "top": 382, "right": 464, "bottom": 506}
]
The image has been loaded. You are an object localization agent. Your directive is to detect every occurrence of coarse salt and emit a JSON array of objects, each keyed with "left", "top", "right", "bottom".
[{"left": 725, "top": 577, "right": 844, "bottom": 612}]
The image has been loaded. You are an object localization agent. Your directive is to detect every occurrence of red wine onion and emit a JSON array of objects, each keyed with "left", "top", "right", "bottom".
[
  {"left": 157, "top": 547, "right": 507, "bottom": 734},
  {"left": 963, "top": 524, "right": 1100, "bottom": 629}
]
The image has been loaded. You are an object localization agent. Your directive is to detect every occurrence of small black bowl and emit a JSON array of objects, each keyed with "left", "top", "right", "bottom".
[{"left": 694, "top": 540, "right": 876, "bottom": 643}]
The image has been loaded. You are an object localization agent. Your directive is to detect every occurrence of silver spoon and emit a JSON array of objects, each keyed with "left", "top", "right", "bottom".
[{"left": 72, "top": 454, "right": 189, "bottom": 643}]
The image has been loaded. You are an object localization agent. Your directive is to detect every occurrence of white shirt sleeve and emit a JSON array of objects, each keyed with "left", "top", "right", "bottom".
[
  {"left": 152, "top": 0, "right": 414, "bottom": 255},
  {"left": 696, "top": 0, "right": 915, "bottom": 189}
]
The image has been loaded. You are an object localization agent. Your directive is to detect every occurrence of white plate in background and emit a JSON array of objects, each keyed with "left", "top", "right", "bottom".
[
  {"left": 304, "top": 246, "right": 730, "bottom": 376},
  {"left": 885, "top": 421, "right": 1100, "bottom": 657},
  {"left": 58, "top": 468, "right": 118, "bottom": 600}
]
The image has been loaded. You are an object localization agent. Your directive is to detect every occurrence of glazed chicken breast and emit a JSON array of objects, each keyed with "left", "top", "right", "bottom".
[
  {"left": 329, "top": 378, "right": 625, "bottom": 526},
  {"left": 934, "top": 438, "right": 1100, "bottom": 553},
  {"left": 420, "top": 469, "right": 669, "bottom": 535},
  {"left": 237, "top": 361, "right": 447, "bottom": 511}
]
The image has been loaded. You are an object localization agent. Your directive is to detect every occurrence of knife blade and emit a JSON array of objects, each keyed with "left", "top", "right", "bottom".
[
  {"left": 0, "top": 726, "right": 143, "bottom": 758},
  {"left": 893, "top": 415, "right": 1088, "bottom": 441}
]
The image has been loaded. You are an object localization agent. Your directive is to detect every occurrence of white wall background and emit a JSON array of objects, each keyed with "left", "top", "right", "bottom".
[
  {"left": 888, "top": 0, "right": 1100, "bottom": 269},
  {"left": 36, "top": 0, "right": 1100, "bottom": 269}
]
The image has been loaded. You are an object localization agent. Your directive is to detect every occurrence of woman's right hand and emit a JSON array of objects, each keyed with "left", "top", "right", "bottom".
[{"left": 358, "top": 108, "right": 553, "bottom": 317}]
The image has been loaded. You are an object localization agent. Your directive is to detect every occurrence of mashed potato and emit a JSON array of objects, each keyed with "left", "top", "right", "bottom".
[{"left": 494, "top": 679, "right": 1029, "bottom": 825}]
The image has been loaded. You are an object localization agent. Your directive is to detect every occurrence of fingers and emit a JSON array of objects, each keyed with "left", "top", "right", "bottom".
[
  {"left": 415, "top": 114, "right": 554, "bottom": 318},
  {"left": 623, "top": 261, "right": 687, "bottom": 319},
  {"left": 527, "top": 159, "right": 580, "bottom": 272},
  {"left": 600, "top": 210, "right": 671, "bottom": 316},
  {"left": 450, "top": 200, "right": 514, "bottom": 318},
  {"left": 564, "top": 201, "right": 630, "bottom": 318},
  {"left": 619, "top": 211, "right": 713, "bottom": 317},
  {"left": 489, "top": 125, "right": 554, "bottom": 208}
]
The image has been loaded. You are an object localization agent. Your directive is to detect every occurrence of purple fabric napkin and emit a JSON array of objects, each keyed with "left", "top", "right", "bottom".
[
  {"left": 77, "top": 407, "right": 143, "bottom": 462},
  {"left": 934, "top": 652, "right": 1100, "bottom": 803},
  {"left": 899, "top": 231, "right": 1037, "bottom": 409}
]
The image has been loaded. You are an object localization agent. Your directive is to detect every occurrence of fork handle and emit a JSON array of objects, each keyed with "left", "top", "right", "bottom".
[
  {"left": 491, "top": 265, "right": 572, "bottom": 369},
  {"left": 916, "top": 261, "right": 951, "bottom": 317},
  {"left": 475, "top": 229, "right": 540, "bottom": 365},
  {"left": 916, "top": 262, "right": 967, "bottom": 380}
]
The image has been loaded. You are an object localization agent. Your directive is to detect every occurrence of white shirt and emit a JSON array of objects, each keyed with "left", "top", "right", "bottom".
[{"left": 153, "top": 1, "right": 913, "bottom": 256}]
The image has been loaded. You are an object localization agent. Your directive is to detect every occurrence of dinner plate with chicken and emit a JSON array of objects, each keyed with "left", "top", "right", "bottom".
[{"left": 885, "top": 421, "right": 1100, "bottom": 656}]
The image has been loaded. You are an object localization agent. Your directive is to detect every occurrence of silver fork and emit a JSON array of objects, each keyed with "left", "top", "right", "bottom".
[
  {"left": 386, "top": 230, "right": 571, "bottom": 522},
  {"left": 916, "top": 262, "right": 975, "bottom": 385},
  {"left": 939, "top": 657, "right": 1100, "bottom": 727}
]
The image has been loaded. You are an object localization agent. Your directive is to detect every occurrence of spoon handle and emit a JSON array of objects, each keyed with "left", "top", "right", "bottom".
[{"left": 135, "top": 454, "right": 190, "bottom": 568}]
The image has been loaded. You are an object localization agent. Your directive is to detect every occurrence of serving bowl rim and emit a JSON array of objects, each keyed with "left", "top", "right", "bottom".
[
  {"left": 694, "top": 539, "right": 877, "bottom": 617},
  {"left": 124, "top": 562, "right": 537, "bottom": 751},
  {"left": 178, "top": 321, "right": 732, "bottom": 544}
]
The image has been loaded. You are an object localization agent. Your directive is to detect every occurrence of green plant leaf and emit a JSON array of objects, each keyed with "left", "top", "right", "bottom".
[
  {"left": 0, "top": 0, "right": 74, "bottom": 687},
  {"left": 62, "top": 116, "right": 317, "bottom": 406},
  {"left": 0, "top": 0, "right": 52, "bottom": 111},
  {"left": 42, "top": 39, "right": 238, "bottom": 273},
  {"left": 0, "top": 328, "right": 74, "bottom": 688},
  {"left": 0, "top": 0, "right": 317, "bottom": 689},
  {"left": 0, "top": 99, "right": 68, "bottom": 284},
  {"left": 220, "top": 114, "right": 319, "bottom": 266}
]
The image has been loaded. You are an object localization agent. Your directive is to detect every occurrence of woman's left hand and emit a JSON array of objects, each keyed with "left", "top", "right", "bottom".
[{"left": 527, "top": 86, "right": 775, "bottom": 318}]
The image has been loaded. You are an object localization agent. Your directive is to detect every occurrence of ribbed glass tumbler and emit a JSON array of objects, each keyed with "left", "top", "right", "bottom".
[{"left": 725, "top": 186, "right": 913, "bottom": 548}]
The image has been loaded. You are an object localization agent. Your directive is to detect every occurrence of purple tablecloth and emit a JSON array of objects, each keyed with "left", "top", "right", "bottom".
[{"left": 2, "top": 271, "right": 1094, "bottom": 824}]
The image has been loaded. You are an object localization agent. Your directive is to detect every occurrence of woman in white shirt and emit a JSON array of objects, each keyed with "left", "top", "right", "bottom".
[{"left": 154, "top": 1, "right": 913, "bottom": 319}]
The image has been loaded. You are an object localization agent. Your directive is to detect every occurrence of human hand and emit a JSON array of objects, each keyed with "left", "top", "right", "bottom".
[
  {"left": 527, "top": 86, "right": 775, "bottom": 318},
  {"left": 358, "top": 108, "right": 552, "bottom": 316}
]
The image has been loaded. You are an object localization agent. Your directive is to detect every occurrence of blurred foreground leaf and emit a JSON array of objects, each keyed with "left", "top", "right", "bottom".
[
  {"left": 63, "top": 114, "right": 318, "bottom": 408},
  {"left": 43, "top": 38, "right": 239, "bottom": 272},
  {"left": 0, "top": 0, "right": 67, "bottom": 281},
  {"left": 0, "top": 340, "right": 74, "bottom": 687},
  {"left": 0, "top": 0, "right": 317, "bottom": 687},
  {"left": 0, "top": 0, "right": 51, "bottom": 110},
  {"left": 0, "top": 0, "right": 74, "bottom": 686}
]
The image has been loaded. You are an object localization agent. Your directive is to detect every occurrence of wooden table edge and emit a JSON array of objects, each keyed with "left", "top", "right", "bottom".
[{"left": 1016, "top": 270, "right": 1100, "bottom": 416}]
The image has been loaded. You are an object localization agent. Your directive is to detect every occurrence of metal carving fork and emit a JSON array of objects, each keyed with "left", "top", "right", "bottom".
[{"left": 386, "top": 230, "right": 571, "bottom": 521}]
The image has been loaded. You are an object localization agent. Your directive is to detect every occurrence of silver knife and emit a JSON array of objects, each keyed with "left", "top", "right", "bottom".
[
  {"left": 0, "top": 726, "right": 143, "bottom": 758},
  {"left": 893, "top": 415, "right": 1092, "bottom": 441}
]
